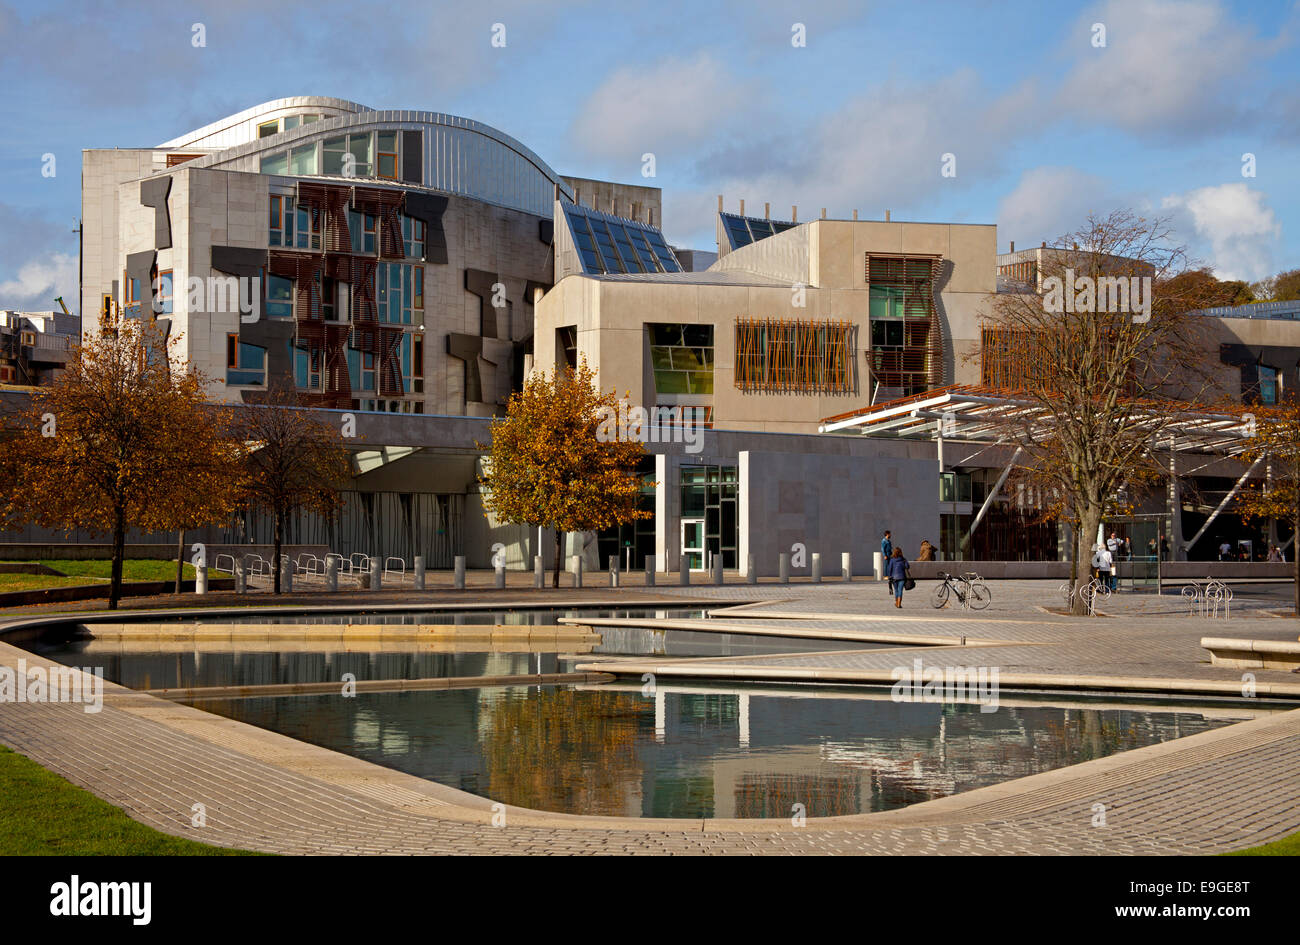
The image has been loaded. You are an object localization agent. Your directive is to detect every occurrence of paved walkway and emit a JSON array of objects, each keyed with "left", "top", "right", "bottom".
[{"left": 2, "top": 581, "right": 1299, "bottom": 854}]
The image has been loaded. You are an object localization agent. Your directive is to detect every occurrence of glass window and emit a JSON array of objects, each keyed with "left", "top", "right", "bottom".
[
  {"left": 348, "top": 134, "right": 372, "bottom": 176},
  {"left": 302, "top": 114, "right": 319, "bottom": 124},
  {"left": 289, "top": 144, "right": 316, "bottom": 175},
  {"left": 153, "top": 270, "right": 173, "bottom": 315},
  {"left": 260, "top": 152, "right": 288, "bottom": 175},
  {"left": 322, "top": 136, "right": 347, "bottom": 175},
  {"left": 257, "top": 120, "right": 279, "bottom": 138},
  {"left": 1260, "top": 365, "right": 1279, "bottom": 405},
  {"left": 283, "top": 115, "right": 300, "bottom": 131},
  {"left": 870, "top": 285, "right": 906, "bottom": 319},
  {"left": 266, "top": 273, "right": 293, "bottom": 319},
  {"left": 649, "top": 323, "right": 714, "bottom": 396}
]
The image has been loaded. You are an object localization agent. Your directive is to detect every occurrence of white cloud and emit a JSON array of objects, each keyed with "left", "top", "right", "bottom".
[
  {"left": 1055, "top": 0, "right": 1265, "bottom": 135},
  {"left": 0, "top": 252, "right": 77, "bottom": 313},
  {"left": 685, "top": 71, "right": 1037, "bottom": 237},
  {"left": 997, "top": 166, "right": 1122, "bottom": 249},
  {"left": 1161, "top": 183, "right": 1281, "bottom": 280},
  {"left": 570, "top": 53, "right": 749, "bottom": 163}
]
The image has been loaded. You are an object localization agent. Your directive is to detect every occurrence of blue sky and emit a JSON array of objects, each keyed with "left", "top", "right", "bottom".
[{"left": 2, "top": 0, "right": 1299, "bottom": 312}]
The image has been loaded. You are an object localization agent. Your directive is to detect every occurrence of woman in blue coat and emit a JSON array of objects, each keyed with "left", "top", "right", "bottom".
[{"left": 887, "top": 547, "right": 910, "bottom": 608}]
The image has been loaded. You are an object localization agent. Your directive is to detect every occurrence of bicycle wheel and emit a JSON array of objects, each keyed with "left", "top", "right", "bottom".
[
  {"left": 931, "top": 582, "right": 951, "bottom": 609},
  {"left": 968, "top": 582, "right": 991, "bottom": 610}
]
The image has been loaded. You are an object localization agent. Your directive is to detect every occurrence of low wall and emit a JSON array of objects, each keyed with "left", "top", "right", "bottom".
[{"left": 876, "top": 560, "right": 1294, "bottom": 581}]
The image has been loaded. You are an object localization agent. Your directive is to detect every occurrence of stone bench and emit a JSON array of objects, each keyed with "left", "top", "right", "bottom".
[{"left": 1201, "top": 637, "right": 1300, "bottom": 670}]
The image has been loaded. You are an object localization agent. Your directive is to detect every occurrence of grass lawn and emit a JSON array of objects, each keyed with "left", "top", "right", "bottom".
[
  {"left": 1224, "top": 831, "right": 1300, "bottom": 856},
  {"left": 0, "top": 559, "right": 196, "bottom": 593},
  {"left": 0, "top": 745, "right": 260, "bottom": 855}
]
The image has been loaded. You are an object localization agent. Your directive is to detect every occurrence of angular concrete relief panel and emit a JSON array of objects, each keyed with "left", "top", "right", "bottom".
[{"left": 140, "top": 177, "right": 173, "bottom": 249}]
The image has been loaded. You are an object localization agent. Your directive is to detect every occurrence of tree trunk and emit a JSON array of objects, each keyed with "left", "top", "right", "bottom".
[
  {"left": 273, "top": 504, "right": 283, "bottom": 596},
  {"left": 109, "top": 514, "right": 126, "bottom": 611},
  {"left": 553, "top": 530, "right": 563, "bottom": 589},
  {"left": 174, "top": 529, "right": 184, "bottom": 594},
  {"left": 1074, "top": 505, "right": 1103, "bottom": 615}
]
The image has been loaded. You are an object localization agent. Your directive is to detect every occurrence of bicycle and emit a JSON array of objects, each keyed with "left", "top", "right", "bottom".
[{"left": 932, "top": 570, "right": 991, "bottom": 610}]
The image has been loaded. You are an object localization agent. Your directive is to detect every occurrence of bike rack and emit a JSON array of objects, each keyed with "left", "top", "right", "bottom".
[
  {"left": 383, "top": 556, "right": 407, "bottom": 582},
  {"left": 213, "top": 554, "right": 235, "bottom": 575}
]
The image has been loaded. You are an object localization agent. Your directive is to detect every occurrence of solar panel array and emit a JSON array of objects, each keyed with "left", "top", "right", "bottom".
[
  {"left": 562, "top": 203, "right": 682, "bottom": 274},
  {"left": 720, "top": 212, "right": 798, "bottom": 250}
]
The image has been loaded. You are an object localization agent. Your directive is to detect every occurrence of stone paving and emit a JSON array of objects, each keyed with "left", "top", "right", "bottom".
[{"left": 1, "top": 579, "right": 1298, "bottom": 855}]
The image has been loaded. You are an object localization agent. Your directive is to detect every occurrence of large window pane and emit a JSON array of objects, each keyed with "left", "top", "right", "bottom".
[{"left": 260, "top": 152, "right": 288, "bottom": 175}]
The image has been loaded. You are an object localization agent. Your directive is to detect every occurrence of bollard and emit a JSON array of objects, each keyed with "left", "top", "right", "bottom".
[
  {"left": 679, "top": 555, "right": 689, "bottom": 586},
  {"left": 747, "top": 553, "right": 757, "bottom": 585},
  {"left": 196, "top": 564, "right": 208, "bottom": 595},
  {"left": 325, "top": 556, "right": 339, "bottom": 593},
  {"left": 572, "top": 554, "right": 583, "bottom": 588},
  {"left": 534, "top": 555, "right": 544, "bottom": 588},
  {"left": 454, "top": 555, "right": 466, "bottom": 590},
  {"left": 713, "top": 555, "right": 724, "bottom": 586},
  {"left": 495, "top": 562, "right": 506, "bottom": 589},
  {"left": 235, "top": 557, "right": 247, "bottom": 595},
  {"left": 414, "top": 555, "right": 426, "bottom": 591},
  {"left": 369, "top": 556, "right": 381, "bottom": 592},
  {"left": 874, "top": 550, "right": 884, "bottom": 581},
  {"left": 610, "top": 557, "right": 620, "bottom": 588},
  {"left": 645, "top": 555, "right": 656, "bottom": 587},
  {"left": 281, "top": 555, "right": 294, "bottom": 593},
  {"left": 779, "top": 553, "right": 790, "bottom": 584},
  {"left": 811, "top": 552, "right": 822, "bottom": 584},
  {"left": 842, "top": 552, "right": 852, "bottom": 582}
]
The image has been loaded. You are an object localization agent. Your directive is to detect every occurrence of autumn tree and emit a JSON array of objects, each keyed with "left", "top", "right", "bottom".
[
  {"left": 236, "top": 383, "right": 352, "bottom": 594},
  {"left": 479, "top": 359, "right": 650, "bottom": 587},
  {"left": 1234, "top": 398, "right": 1300, "bottom": 614},
  {"left": 975, "top": 210, "right": 1232, "bottom": 613},
  {"left": 0, "top": 320, "right": 245, "bottom": 608}
]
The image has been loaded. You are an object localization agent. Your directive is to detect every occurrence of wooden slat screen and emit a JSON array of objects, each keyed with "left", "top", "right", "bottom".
[{"left": 734, "top": 318, "right": 857, "bottom": 394}]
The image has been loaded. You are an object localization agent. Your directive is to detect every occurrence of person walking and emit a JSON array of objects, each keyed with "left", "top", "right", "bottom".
[
  {"left": 887, "top": 547, "right": 910, "bottom": 608},
  {"left": 1091, "top": 543, "right": 1113, "bottom": 592}
]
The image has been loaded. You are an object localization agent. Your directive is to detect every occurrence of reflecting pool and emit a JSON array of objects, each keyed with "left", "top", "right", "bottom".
[{"left": 184, "top": 682, "right": 1242, "bottom": 818}]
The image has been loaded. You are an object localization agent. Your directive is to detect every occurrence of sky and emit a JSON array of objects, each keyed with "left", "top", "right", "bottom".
[{"left": 2, "top": 0, "right": 1299, "bottom": 314}]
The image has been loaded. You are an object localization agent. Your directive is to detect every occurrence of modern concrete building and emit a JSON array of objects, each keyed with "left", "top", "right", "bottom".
[
  {"left": 39, "top": 99, "right": 1300, "bottom": 572},
  {"left": 0, "top": 310, "right": 76, "bottom": 387}
]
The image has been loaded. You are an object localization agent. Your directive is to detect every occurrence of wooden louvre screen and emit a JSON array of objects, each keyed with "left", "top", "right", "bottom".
[
  {"left": 734, "top": 318, "right": 857, "bottom": 394},
  {"left": 866, "top": 253, "right": 945, "bottom": 391}
]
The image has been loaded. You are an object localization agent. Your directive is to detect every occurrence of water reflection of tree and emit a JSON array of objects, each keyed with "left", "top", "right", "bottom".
[
  {"left": 734, "top": 773, "right": 861, "bottom": 819},
  {"left": 480, "top": 687, "right": 646, "bottom": 816}
]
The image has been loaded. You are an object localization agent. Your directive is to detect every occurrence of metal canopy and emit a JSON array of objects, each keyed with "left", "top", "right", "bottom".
[{"left": 818, "top": 385, "right": 1258, "bottom": 456}]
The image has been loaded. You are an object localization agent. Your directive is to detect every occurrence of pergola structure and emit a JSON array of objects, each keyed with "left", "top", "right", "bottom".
[{"left": 818, "top": 385, "right": 1267, "bottom": 558}]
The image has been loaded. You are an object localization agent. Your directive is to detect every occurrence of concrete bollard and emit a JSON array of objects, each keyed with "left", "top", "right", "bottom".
[
  {"left": 779, "top": 553, "right": 790, "bottom": 584},
  {"left": 454, "top": 555, "right": 466, "bottom": 590},
  {"left": 369, "top": 556, "right": 381, "bottom": 592},
  {"left": 679, "top": 555, "right": 689, "bottom": 586},
  {"left": 534, "top": 555, "right": 544, "bottom": 588},
  {"left": 325, "top": 556, "right": 339, "bottom": 592},
  {"left": 196, "top": 564, "right": 208, "bottom": 595},
  {"left": 610, "top": 558, "right": 619, "bottom": 588},
  {"left": 572, "top": 555, "right": 583, "bottom": 588},
  {"left": 874, "top": 551, "right": 884, "bottom": 581},
  {"left": 235, "top": 557, "right": 247, "bottom": 594},
  {"left": 713, "top": 555, "right": 724, "bottom": 586},
  {"left": 747, "top": 553, "right": 757, "bottom": 585},
  {"left": 281, "top": 556, "right": 294, "bottom": 593},
  {"left": 414, "top": 556, "right": 426, "bottom": 591},
  {"left": 842, "top": 552, "right": 852, "bottom": 582},
  {"left": 811, "top": 552, "right": 822, "bottom": 584},
  {"left": 645, "top": 555, "right": 656, "bottom": 587},
  {"left": 495, "top": 562, "right": 506, "bottom": 589}
]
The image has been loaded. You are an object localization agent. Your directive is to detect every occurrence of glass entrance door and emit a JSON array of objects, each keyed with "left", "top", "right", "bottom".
[{"left": 681, "top": 518, "right": 705, "bottom": 570}]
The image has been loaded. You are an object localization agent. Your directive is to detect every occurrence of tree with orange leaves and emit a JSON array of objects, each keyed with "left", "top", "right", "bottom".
[
  {"left": 1235, "top": 397, "right": 1300, "bottom": 615},
  {"left": 479, "top": 360, "right": 650, "bottom": 587},
  {"left": 0, "top": 320, "right": 245, "bottom": 608}
]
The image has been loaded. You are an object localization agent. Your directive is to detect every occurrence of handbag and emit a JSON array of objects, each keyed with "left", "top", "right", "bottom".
[{"left": 903, "top": 568, "right": 916, "bottom": 591}]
